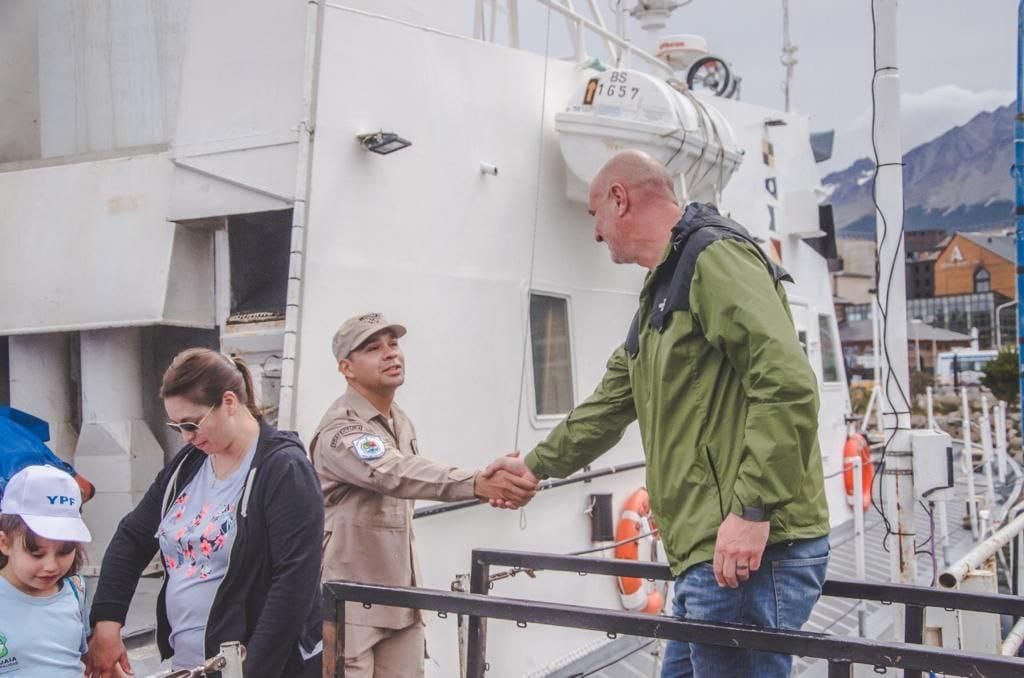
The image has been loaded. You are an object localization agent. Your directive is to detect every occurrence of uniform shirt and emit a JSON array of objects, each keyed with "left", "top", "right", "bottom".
[
  {"left": 157, "top": 441, "right": 256, "bottom": 669},
  {"left": 0, "top": 576, "right": 87, "bottom": 677},
  {"left": 312, "top": 388, "right": 477, "bottom": 629}
]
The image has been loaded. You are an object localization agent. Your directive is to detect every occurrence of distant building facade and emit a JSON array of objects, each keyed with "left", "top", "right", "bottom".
[
  {"left": 842, "top": 230, "right": 1016, "bottom": 349},
  {"left": 934, "top": 232, "right": 1015, "bottom": 298}
]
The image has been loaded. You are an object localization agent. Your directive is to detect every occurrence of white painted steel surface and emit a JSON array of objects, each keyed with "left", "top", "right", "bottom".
[
  {"left": 168, "top": 0, "right": 306, "bottom": 220},
  {"left": 35, "top": 1, "right": 187, "bottom": 159},
  {"left": 75, "top": 328, "right": 165, "bottom": 563},
  {"left": 289, "top": 7, "right": 851, "bottom": 674},
  {"left": 0, "top": 153, "right": 216, "bottom": 334},
  {"left": 0, "top": 1, "right": 859, "bottom": 673},
  {"left": 7, "top": 334, "right": 78, "bottom": 461},
  {"left": 0, "top": 1, "right": 42, "bottom": 163}
]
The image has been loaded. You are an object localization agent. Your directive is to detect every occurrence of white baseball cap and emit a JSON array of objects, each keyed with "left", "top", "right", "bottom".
[{"left": 1, "top": 465, "right": 92, "bottom": 543}]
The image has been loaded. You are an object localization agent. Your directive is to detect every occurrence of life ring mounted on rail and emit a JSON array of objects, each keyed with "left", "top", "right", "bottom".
[
  {"left": 613, "top": 488, "right": 665, "bottom": 614},
  {"left": 843, "top": 433, "right": 874, "bottom": 512}
]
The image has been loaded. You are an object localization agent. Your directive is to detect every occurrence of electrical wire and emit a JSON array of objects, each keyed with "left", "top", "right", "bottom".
[
  {"left": 512, "top": 0, "right": 553, "bottom": 455},
  {"left": 488, "top": 529, "right": 659, "bottom": 584}
]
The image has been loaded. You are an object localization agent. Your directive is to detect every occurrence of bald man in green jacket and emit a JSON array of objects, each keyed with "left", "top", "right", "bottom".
[{"left": 488, "top": 150, "right": 830, "bottom": 678}]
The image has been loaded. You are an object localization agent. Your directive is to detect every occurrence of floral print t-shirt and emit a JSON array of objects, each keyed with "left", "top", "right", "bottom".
[{"left": 157, "top": 442, "right": 256, "bottom": 669}]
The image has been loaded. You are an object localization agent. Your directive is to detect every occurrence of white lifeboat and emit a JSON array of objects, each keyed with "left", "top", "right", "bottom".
[{"left": 554, "top": 68, "right": 743, "bottom": 204}]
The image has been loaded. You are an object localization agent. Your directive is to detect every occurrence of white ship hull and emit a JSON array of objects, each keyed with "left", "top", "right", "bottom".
[{"left": 0, "top": 3, "right": 854, "bottom": 675}]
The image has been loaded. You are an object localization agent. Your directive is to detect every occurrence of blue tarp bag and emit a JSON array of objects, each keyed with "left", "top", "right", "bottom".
[{"left": 0, "top": 406, "right": 92, "bottom": 502}]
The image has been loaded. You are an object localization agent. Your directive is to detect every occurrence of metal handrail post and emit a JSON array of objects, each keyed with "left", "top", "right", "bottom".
[
  {"left": 874, "top": 384, "right": 884, "bottom": 434},
  {"left": 926, "top": 386, "right": 936, "bottom": 429},
  {"left": 323, "top": 581, "right": 347, "bottom": 678},
  {"left": 860, "top": 385, "right": 877, "bottom": 434},
  {"left": 904, "top": 605, "right": 926, "bottom": 678},
  {"left": 467, "top": 551, "right": 491, "bottom": 678},
  {"left": 980, "top": 404, "right": 998, "bottom": 512},
  {"left": 996, "top": 400, "right": 1010, "bottom": 483},
  {"left": 828, "top": 662, "right": 853, "bottom": 677},
  {"left": 852, "top": 455, "right": 867, "bottom": 636},
  {"left": 963, "top": 387, "right": 981, "bottom": 538}
]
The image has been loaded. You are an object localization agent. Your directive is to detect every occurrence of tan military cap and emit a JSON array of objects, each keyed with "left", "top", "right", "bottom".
[{"left": 332, "top": 313, "right": 407, "bottom": 361}]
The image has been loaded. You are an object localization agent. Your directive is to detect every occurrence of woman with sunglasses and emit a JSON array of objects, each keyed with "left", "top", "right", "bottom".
[{"left": 86, "top": 348, "right": 323, "bottom": 678}]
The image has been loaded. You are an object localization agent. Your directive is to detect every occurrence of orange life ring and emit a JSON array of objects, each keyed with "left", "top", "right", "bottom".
[
  {"left": 843, "top": 433, "right": 874, "bottom": 511},
  {"left": 613, "top": 488, "right": 665, "bottom": 614}
]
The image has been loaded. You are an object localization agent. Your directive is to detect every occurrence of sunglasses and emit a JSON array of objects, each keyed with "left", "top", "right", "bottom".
[{"left": 166, "top": 404, "right": 217, "bottom": 435}]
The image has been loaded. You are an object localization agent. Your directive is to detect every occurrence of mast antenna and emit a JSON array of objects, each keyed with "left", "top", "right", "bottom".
[{"left": 780, "top": 0, "right": 798, "bottom": 112}]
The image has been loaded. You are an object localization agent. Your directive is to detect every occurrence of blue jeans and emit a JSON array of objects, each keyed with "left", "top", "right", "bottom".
[{"left": 661, "top": 535, "right": 829, "bottom": 678}]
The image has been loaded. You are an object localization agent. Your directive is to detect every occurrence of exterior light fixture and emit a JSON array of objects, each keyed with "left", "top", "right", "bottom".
[{"left": 357, "top": 131, "right": 411, "bottom": 155}]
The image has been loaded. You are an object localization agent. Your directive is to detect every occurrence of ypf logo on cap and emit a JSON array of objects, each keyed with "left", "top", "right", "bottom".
[{"left": 0, "top": 465, "right": 92, "bottom": 543}]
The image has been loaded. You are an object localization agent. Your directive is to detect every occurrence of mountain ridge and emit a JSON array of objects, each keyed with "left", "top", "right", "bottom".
[{"left": 824, "top": 102, "right": 1015, "bottom": 239}]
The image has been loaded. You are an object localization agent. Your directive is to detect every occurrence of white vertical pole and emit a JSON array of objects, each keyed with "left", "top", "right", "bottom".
[
  {"left": 853, "top": 455, "right": 867, "bottom": 636},
  {"left": 937, "top": 500, "right": 951, "bottom": 566},
  {"left": 868, "top": 291, "right": 883, "bottom": 438},
  {"left": 979, "top": 412, "right": 997, "bottom": 515},
  {"left": 872, "top": 292, "right": 882, "bottom": 386},
  {"left": 584, "top": 0, "right": 617, "bottom": 61},
  {"left": 873, "top": 0, "right": 916, "bottom": 587},
  {"left": 507, "top": 0, "right": 520, "bottom": 47},
  {"left": 963, "top": 388, "right": 980, "bottom": 538},
  {"left": 996, "top": 400, "right": 1009, "bottom": 483},
  {"left": 1019, "top": 531, "right": 1024, "bottom": 600},
  {"left": 560, "top": 0, "right": 585, "bottom": 61},
  {"left": 875, "top": 385, "right": 885, "bottom": 434},
  {"left": 926, "top": 385, "right": 936, "bottom": 429},
  {"left": 474, "top": 0, "right": 485, "bottom": 39},
  {"left": 861, "top": 386, "right": 877, "bottom": 434},
  {"left": 213, "top": 220, "right": 231, "bottom": 328}
]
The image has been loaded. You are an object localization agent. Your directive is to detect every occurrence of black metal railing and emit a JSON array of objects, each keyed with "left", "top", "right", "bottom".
[
  {"left": 471, "top": 549, "right": 1024, "bottom": 677},
  {"left": 321, "top": 548, "right": 1024, "bottom": 677}
]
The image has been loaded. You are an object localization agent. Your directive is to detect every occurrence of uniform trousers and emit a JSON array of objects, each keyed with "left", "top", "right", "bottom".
[{"left": 344, "top": 621, "right": 425, "bottom": 678}]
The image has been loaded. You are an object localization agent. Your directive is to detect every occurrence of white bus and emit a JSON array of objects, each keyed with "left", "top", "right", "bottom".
[{"left": 935, "top": 349, "right": 999, "bottom": 386}]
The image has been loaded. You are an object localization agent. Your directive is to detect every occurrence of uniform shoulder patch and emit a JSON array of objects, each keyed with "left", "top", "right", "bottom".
[
  {"left": 329, "top": 423, "right": 364, "bottom": 448},
  {"left": 350, "top": 434, "right": 386, "bottom": 461}
]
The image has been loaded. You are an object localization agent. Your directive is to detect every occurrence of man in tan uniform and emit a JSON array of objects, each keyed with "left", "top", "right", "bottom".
[{"left": 312, "top": 312, "right": 537, "bottom": 677}]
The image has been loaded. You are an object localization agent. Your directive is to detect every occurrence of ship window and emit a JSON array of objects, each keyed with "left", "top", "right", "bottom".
[
  {"left": 818, "top": 314, "right": 840, "bottom": 383},
  {"left": 974, "top": 267, "right": 990, "bottom": 293},
  {"left": 228, "top": 210, "right": 292, "bottom": 323},
  {"left": 529, "top": 294, "right": 575, "bottom": 416}
]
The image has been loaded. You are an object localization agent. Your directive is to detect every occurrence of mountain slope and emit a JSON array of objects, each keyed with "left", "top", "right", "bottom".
[{"left": 824, "top": 102, "right": 1015, "bottom": 239}]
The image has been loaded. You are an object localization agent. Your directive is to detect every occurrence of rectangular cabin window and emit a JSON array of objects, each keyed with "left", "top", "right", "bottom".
[
  {"left": 818, "top": 314, "right": 840, "bottom": 383},
  {"left": 529, "top": 294, "right": 575, "bottom": 416}
]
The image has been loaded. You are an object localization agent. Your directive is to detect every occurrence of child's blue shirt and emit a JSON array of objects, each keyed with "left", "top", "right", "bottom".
[{"left": 0, "top": 575, "right": 87, "bottom": 677}]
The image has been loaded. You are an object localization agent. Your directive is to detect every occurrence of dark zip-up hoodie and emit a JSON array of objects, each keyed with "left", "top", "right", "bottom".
[{"left": 91, "top": 421, "right": 324, "bottom": 677}]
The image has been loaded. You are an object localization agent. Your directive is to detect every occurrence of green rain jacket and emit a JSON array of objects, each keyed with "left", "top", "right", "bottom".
[{"left": 525, "top": 203, "right": 830, "bottom": 576}]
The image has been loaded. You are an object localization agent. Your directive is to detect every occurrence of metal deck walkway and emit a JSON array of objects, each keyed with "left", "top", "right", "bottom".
[{"left": 555, "top": 466, "right": 1000, "bottom": 678}]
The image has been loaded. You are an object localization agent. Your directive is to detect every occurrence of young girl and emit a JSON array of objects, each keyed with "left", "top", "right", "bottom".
[{"left": 0, "top": 464, "right": 92, "bottom": 677}]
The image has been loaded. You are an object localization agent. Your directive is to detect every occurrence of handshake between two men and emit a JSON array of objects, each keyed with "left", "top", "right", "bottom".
[{"left": 473, "top": 452, "right": 540, "bottom": 509}]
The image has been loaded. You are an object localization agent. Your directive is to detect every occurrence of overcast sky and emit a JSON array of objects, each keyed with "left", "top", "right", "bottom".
[{"left": 515, "top": 0, "right": 1017, "bottom": 174}]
